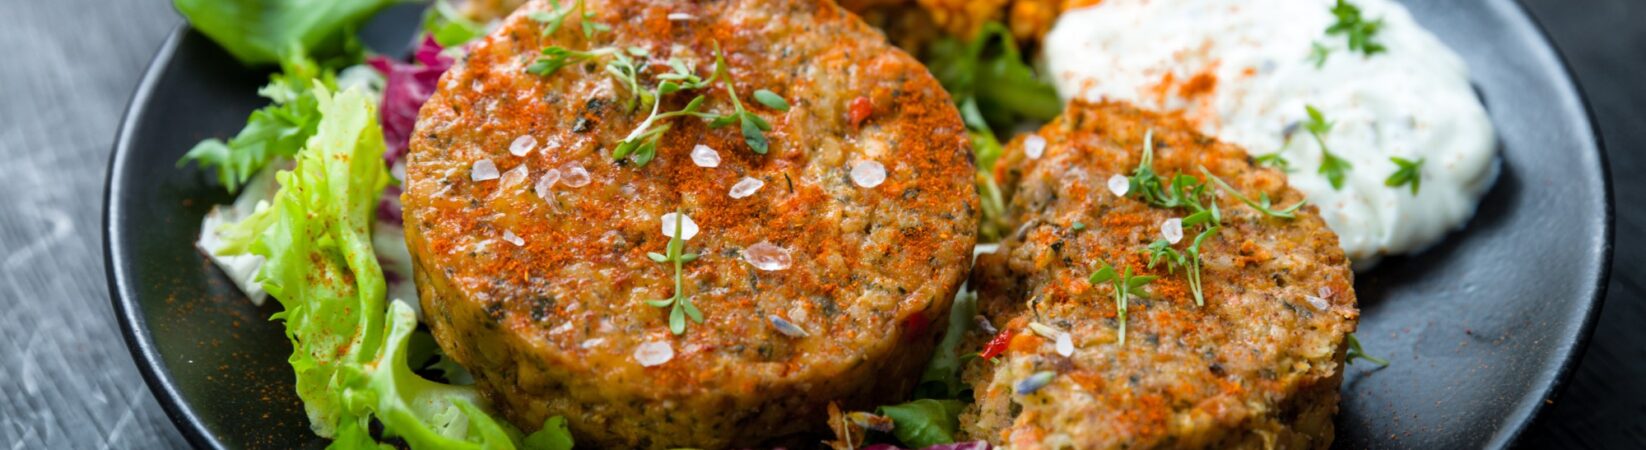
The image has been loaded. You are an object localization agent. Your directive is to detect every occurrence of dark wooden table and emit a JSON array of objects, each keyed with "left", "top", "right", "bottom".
[{"left": 0, "top": 0, "right": 1637, "bottom": 448}]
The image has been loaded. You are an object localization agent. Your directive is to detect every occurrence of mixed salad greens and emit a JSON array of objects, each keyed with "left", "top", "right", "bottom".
[
  {"left": 178, "top": 1, "right": 1060, "bottom": 448},
  {"left": 180, "top": 1, "right": 572, "bottom": 449}
]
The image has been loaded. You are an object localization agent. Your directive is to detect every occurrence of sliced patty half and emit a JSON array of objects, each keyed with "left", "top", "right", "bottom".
[
  {"left": 402, "top": 0, "right": 979, "bottom": 448},
  {"left": 963, "top": 101, "right": 1358, "bottom": 449}
]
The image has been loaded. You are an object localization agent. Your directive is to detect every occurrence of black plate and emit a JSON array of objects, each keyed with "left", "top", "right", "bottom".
[{"left": 105, "top": 1, "right": 1611, "bottom": 449}]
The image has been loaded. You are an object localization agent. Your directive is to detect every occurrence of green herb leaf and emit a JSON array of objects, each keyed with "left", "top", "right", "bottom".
[
  {"left": 1384, "top": 156, "right": 1424, "bottom": 195},
  {"left": 1345, "top": 333, "right": 1390, "bottom": 367},
  {"left": 1199, "top": 167, "right": 1306, "bottom": 218},
  {"left": 752, "top": 89, "right": 790, "bottom": 111},
  {"left": 1327, "top": 0, "right": 1387, "bottom": 57},
  {"left": 1255, "top": 152, "right": 1293, "bottom": 172},
  {"left": 877, "top": 399, "right": 966, "bottom": 448},
  {"left": 741, "top": 114, "right": 769, "bottom": 154},
  {"left": 1302, "top": 105, "right": 1353, "bottom": 190},
  {"left": 1309, "top": 41, "right": 1332, "bottom": 69},
  {"left": 915, "top": 291, "right": 978, "bottom": 399}
]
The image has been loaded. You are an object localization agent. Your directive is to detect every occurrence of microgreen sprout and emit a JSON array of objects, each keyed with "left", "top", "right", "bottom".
[
  {"left": 528, "top": 0, "right": 607, "bottom": 38},
  {"left": 705, "top": 43, "right": 774, "bottom": 154},
  {"left": 1198, "top": 167, "right": 1306, "bottom": 219},
  {"left": 645, "top": 211, "right": 703, "bottom": 335},
  {"left": 1088, "top": 260, "right": 1157, "bottom": 346},
  {"left": 1304, "top": 105, "right": 1353, "bottom": 190},
  {"left": 1327, "top": 0, "right": 1387, "bottom": 57},
  {"left": 1385, "top": 156, "right": 1424, "bottom": 195},
  {"left": 1345, "top": 333, "right": 1390, "bottom": 367},
  {"left": 1309, "top": 40, "right": 1332, "bottom": 69}
]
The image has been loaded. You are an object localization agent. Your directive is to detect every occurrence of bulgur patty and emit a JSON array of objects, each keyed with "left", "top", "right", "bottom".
[
  {"left": 962, "top": 101, "right": 1358, "bottom": 449},
  {"left": 402, "top": 0, "right": 979, "bottom": 448}
]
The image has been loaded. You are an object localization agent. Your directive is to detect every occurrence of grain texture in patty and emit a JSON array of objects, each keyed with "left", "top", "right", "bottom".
[
  {"left": 962, "top": 101, "right": 1358, "bottom": 449},
  {"left": 402, "top": 0, "right": 978, "bottom": 448}
]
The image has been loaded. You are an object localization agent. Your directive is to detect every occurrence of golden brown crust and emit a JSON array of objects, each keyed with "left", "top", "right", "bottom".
[
  {"left": 404, "top": 0, "right": 977, "bottom": 448},
  {"left": 962, "top": 101, "right": 1357, "bottom": 449}
]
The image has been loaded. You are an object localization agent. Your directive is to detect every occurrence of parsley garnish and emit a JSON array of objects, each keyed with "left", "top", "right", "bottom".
[
  {"left": 1304, "top": 105, "right": 1353, "bottom": 190},
  {"left": 1089, "top": 260, "right": 1156, "bottom": 346},
  {"left": 1309, "top": 41, "right": 1332, "bottom": 69},
  {"left": 705, "top": 44, "right": 774, "bottom": 154},
  {"left": 1345, "top": 333, "right": 1389, "bottom": 367},
  {"left": 645, "top": 211, "right": 703, "bottom": 335},
  {"left": 1327, "top": 0, "right": 1386, "bottom": 57},
  {"left": 1384, "top": 156, "right": 1423, "bottom": 195}
]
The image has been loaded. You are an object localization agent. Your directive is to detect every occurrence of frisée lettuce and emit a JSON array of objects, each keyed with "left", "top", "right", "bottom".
[{"left": 213, "top": 85, "right": 570, "bottom": 449}]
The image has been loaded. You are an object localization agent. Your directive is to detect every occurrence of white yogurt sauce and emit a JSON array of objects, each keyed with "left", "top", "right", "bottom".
[{"left": 1044, "top": 0, "right": 1498, "bottom": 267}]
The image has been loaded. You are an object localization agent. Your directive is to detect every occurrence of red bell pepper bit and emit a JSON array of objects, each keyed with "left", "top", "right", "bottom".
[
  {"left": 979, "top": 327, "right": 1017, "bottom": 360},
  {"left": 848, "top": 96, "right": 873, "bottom": 129}
]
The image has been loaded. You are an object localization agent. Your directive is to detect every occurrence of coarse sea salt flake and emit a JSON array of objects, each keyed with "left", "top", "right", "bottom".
[
  {"left": 729, "top": 177, "right": 764, "bottom": 199},
  {"left": 667, "top": 12, "right": 695, "bottom": 20},
  {"left": 510, "top": 135, "right": 537, "bottom": 156},
  {"left": 743, "top": 241, "right": 792, "bottom": 271},
  {"left": 536, "top": 169, "right": 561, "bottom": 199},
  {"left": 561, "top": 165, "right": 591, "bottom": 187},
  {"left": 768, "top": 315, "right": 809, "bottom": 337},
  {"left": 502, "top": 230, "right": 525, "bottom": 246},
  {"left": 1055, "top": 332, "right": 1074, "bottom": 357},
  {"left": 1108, "top": 174, "right": 1130, "bottom": 196},
  {"left": 634, "top": 340, "right": 674, "bottom": 367},
  {"left": 1024, "top": 134, "right": 1047, "bottom": 159},
  {"left": 471, "top": 159, "right": 499, "bottom": 181},
  {"left": 691, "top": 144, "right": 720, "bottom": 167},
  {"left": 1161, "top": 218, "right": 1184, "bottom": 244},
  {"left": 500, "top": 165, "right": 529, "bottom": 190},
  {"left": 1306, "top": 295, "right": 1330, "bottom": 311},
  {"left": 660, "top": 212, "right": 700, "bottom": 241},
  {"left": 850, "top": 160, "right": 886, "bottom": 188}
]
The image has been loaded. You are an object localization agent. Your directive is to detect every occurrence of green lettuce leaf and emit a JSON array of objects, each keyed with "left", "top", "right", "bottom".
[
  {"left": 174, "top": 0, "right": 400, "bottom": 66},
  {"left": 877, "top": 399, "right": 967, "bottom": 448},
  {"left": 179, "top": 53, "right": 333, "bottom": 193},
  {"left": 914, "top": 290, "right": 977, "bottom": 400},
  {"left": 217, "top": 85, "right": 572, "bottom": 449}
]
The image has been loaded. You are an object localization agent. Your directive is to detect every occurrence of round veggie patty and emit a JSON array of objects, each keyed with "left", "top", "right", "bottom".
[
  {"left": 963, "top": 101, "right": 1359, "bottom": 449},
  {"left": 402, "top": 0, "right": 978, "bottom": 447}
]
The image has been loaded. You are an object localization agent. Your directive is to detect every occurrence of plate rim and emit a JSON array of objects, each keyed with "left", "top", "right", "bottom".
[
  {"left": 103, "top": 1, "right": 1614, "bottom": 446},
  {"left": 104, "top": 26, "right": 225, "bottom": 450}
]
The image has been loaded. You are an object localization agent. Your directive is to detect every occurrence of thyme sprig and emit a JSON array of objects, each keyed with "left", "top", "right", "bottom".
[
  {"left": 1088, "top": 260, "right": 1156, "bottom": 346},
  {"left": 645, "top": 211, "right": 703, "bottom": 335}
]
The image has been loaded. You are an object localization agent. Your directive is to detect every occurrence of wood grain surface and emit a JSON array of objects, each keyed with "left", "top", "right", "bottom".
[{"left": 0, "top": 0, "right": 1636, "bottom": 448}]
